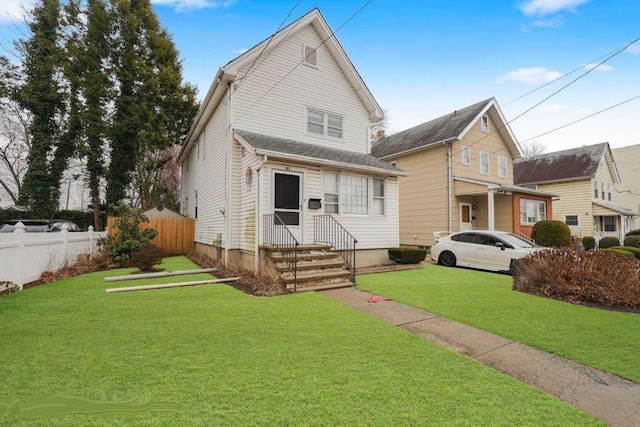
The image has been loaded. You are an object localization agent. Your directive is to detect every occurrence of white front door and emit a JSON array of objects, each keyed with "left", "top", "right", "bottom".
[
  {"left": 273, "top": 171, "right": 303, "bottom": 243},
  {"left": 460, "top": 203, "right": 473, "bottom": 231}
]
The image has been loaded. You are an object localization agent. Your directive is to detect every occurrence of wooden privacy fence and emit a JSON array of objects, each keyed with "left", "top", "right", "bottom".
[{"left": 107, "top": 217, "right": 195, "bottom": 255}]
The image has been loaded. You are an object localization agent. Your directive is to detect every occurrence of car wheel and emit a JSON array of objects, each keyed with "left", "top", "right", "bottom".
[
  {"left": 508, "top": 259, "right": 518, "bottom": 275},
  {"left": 439, "top": 251, "right": 456, "bottom": 267}
]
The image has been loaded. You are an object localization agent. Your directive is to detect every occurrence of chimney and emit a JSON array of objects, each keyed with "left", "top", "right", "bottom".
[{"left": 376, "top": 130, "right": 385, "bottom": 140}]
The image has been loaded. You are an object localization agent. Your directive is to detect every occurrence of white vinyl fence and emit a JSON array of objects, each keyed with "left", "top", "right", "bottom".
[{"left": 0, "top": 223, "right": 106, "bottom": 289}]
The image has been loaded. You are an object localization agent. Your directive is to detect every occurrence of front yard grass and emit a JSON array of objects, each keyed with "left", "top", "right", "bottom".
[
  {"left": 0, "top": 256, "right": 602, "bottom": 426},
  {"left": 357, "top": 263, "right": 640, "bottom": 383}
]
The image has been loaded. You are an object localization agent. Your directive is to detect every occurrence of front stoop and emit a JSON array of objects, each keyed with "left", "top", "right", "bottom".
[{"left": 261, "top": 244, "right": 355, "bottom": 292}]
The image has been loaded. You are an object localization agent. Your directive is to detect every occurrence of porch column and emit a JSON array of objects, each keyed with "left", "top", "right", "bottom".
[
  {"left": 487, "top": 190, "right": 495, "bottom": 231},
  {"left": 621, "top": 214, "right": 625, "bottom": 242}
]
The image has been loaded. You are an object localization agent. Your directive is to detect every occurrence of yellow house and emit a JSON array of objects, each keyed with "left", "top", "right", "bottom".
[
  {"left": 514, "top": 142, "right": 638, "bottom": 243},
  {"left": 612, "top": 143, "right": 640, "bottom": 231},
  {"left": 371, "top": 98, "right": 556, "bottom": 247}
]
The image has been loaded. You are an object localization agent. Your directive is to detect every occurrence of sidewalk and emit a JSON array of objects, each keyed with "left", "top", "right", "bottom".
[{"left": 320, "top": 287, "right": 640, "bottom": 427}]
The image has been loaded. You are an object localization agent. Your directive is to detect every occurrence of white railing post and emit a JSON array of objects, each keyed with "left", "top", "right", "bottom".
[
  {"left": 88, "top": 225, "right": 94, "bottom": 259},
  {"left": 61, "top": 223, "right": 70, "bottom": 264},
  {"left": 14, "top": 221, "right": 26, "bottom": 290}
]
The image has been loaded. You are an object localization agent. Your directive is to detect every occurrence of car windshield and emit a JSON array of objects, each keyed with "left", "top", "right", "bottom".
[{"left": 500, "top": 233, "right": 536, "bottom": 248}]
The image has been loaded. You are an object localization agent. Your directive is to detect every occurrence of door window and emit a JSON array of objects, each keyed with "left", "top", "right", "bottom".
[{"left": 274, "top": 173, "right": 300, "bottom": 225}]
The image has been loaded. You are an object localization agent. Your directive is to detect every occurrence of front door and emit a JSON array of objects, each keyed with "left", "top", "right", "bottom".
[
  {"left": 273, "top": 171, "right": 303, "bottom": 242},
  {"left": 460, "top": 203, "right": 473, "bottom": 231}
]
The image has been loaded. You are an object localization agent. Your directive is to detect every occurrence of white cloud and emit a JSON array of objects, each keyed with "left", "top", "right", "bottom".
[
  {"left": 540, "top": 104, "right": 566, "bottom": 112},
  {"left": 520, "top": 0, "right": 590, "bottom": 17},
  {"left": 231, "top": 48, "right": 248, "bottom": 54},
  {"left": 583, "top": 63, "right": 615, "bottom": 72},
  {"left": 520, "top": 17, "right": 564, "bottom": 31},
  {"left": 151, "top": 0, "right": 238, "bottom": 12},
  {"left": 0, "top": 0, "right": 33, "bottom": 24},
  {"left": 497, "top": 67, "right": 564, "bottom": 85},
  {"left": 627, "top": 44, "right": 640, "bottom": 55}
]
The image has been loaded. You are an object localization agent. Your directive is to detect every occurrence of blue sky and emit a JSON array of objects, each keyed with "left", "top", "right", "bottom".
[{"left": 1, "top": 0, "right": 639, "bottom": 152}]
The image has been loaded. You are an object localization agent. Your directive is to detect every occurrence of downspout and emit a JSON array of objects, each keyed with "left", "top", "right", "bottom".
[
  {"left": 225, "top": 83, "right": 232, "bottom": 266},
  {"left": 254, "top": 155, "right": 268, "bottom": 273},
  {"left": 446, "top": 142, "right": 453, "bottom": 232}
]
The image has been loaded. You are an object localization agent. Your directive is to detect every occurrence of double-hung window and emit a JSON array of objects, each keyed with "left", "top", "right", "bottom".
[
  {"left": 480, "top": 151, "right": 489, "bottom": 175},
  {"left": 601, "top": 182, "right": 605, "bottom": 200},
  {"left": 520, "top": 199, "right": 546, "bottom": 224},
  {"left": 323, "top": 172, "right": 339, "bottom": 214},
  {"left": 373, "top": 178, "right": 385, "bottom": 215},
  {"left": 324, "top": 172, "right": 381, "bottom": 215},
  {"left": 594, "top": 181, "right": 598, "bottom": 199},
  {"left": 461, "top": 146, "right": 470, "bottom": 166},
  {"left": 307, "top": 109, "right": 343, "bottom": 139},
  {"left": 564, "top": 215, "right": 579, "bottom": 226},
  {"left": 481, "top": 115, "right": 489, "bottom": 133},
  {"left": 498, "top": 156, "right": 507, "bottom": 178}
]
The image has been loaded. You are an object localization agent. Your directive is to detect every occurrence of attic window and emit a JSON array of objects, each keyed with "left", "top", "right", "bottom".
[
  {"left": 303, "top": 44, "right": 318, "bottom": 67},
  {"left": 481, "top": 115, "right": 489, "bottom": 133}
]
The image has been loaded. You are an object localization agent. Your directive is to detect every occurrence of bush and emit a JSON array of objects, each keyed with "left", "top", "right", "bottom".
[
  {"left": 598, "top": 236, "right": 620, "bottom": 249},
  {"left": 513, "top": 249, "right": 640, "bottom": 308},
  {"left": 626, "top": 229, "right": 640, "bottom": 236},
  {"left": 582, "top": 236, "right": 596, "bottom": 251},
  {"left": 602, "top": 248, "right": 635, "bottom": 258},
  {"left": 125, "top": 244, "right": 167, "bottom": 272},
  {"left": 101, "top": 206, "right": 158, "bottom": 267},
  {"left": 608, "top": 246, "right": 640, "bottom": 260},
  {"left": 530, "top": 220, "right": 571, "bottom": 247},
  {"left": 623, "top": 235, "right": 640, "bottom": 248},
  {"left": 388, "top": 248, "right": 427, "bottom": 264}
]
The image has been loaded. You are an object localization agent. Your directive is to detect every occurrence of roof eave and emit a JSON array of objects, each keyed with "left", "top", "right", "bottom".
[{"left": 378, "top": 137, "right": 457, "bottom": 160}]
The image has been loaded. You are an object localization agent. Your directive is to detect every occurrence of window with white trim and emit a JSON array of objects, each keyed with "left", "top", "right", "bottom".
[
  {"left": 373, "top": 178, "right": 385, "bottom": 215},
  {"left": 480, "top": 151, "right": 489, "bottom": 175},
  {"left": 564, "top": 215, "right": 579, "bottom": 226},
  {"left": 601, "top": 182, "right": 605, "bottom": 200},
  {"left": 594, "top": 180, "right": 598, "bottom": 199},
  {"left": 323, "top": 172, "right": 339, "bottom": 214},
  {"left": 603, "top": 216, "right": 616, "bottom": 232},
  {"left": 481, "top": 115, "right": 489, "bottom": 133},
  {"left": 341, "top": 174, "right": 368, "bottom": 214},
  {"left": 306, "top": 109, "right": 343, "bottom": 139},
  {"left": 498, "top": 156, "right": 507, "bottom": 178},
  {"left": 520, "top": 199, "right": 546, "bottom": 224},
  {"left": 461, "top": 146, "right": 470, "bottom": 166},
  {"left": 607, "top": 184, "right": 612, "bottom": 201}
]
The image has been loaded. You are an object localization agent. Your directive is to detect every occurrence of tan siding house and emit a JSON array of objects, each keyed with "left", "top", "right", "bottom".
[
  {"left": 178, "top": 9, "right": 406, "bottom": 274},
  {"left": 514, "top": 142, "right": 638, "bottom": 243},
  {"left": 372, "top": 98, "right": 556, "bottom": 247},
  {"left": 612, "top": 144, "right": 640, "bottom": 231}
]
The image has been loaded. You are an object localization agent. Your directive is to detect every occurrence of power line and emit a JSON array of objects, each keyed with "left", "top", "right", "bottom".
[
  {"left": 234, "top": 0, "right": 302, "bottom": 91},
  {"left": 449, "top": 36, "right": 640, "bottom": 160},
  {"left": 230, "top": 0, "right": 374, "bottom": 128},
  {"left": 449, "top": 93, "right": 640, "bottom": 168}
]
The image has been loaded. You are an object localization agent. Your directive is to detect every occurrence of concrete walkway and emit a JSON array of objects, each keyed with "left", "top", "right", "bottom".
[{"left": 320, "top": 287, "right": 640, "bottom": 427}]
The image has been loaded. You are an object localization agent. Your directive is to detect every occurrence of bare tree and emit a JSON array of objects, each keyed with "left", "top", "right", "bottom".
[
  {"left": 128, "top": 145, "right": 181, "bottom": 211},
  {"left": 519, "top": 140, "right": 546, "bottom": 157}
]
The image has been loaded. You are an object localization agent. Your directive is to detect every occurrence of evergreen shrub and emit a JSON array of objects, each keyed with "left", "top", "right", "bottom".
[
  {"left": 530, "top": 220, "right": 571, "bottom": 247},
  {"left": 582, "top": 236, "right": 596, "bottom": 251},
  {"left": 388, "top": 248, "right": 427, "bottom": 264},
  {"left": 598, "top": 236, "right": 620, "bottom": 249}
]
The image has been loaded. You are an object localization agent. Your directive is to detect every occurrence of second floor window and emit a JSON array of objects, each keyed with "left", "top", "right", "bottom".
[
  {"left": 481, "top": 115, "right": 489, "bottom": 133},
  {"left": 461, "top": 146, "right": 470, "bottom": 166},
  {"left": 307, "top": 109, "right": 343, "bottom": 139},
  {"left": 498, "top": 156, "right": 507, "bottom": 178},
  {"left": 594, "top": 181, "right": 598, "bottom": 199},
  {"left": 601, "top": 182, "right": 605, "bottom": 200},
  {"left": 480, "top": 151, "right": 489, "bottom": 175}
]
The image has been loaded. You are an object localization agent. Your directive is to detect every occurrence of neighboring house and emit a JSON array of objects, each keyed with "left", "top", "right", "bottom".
[
  {"left": 178, "top": 8, "right": 406, "bottom": 282},
  {"left": 371, "top": 98, "right": 556, "bottom": 247},
  {"left": 514, "top": 142, "right": 638, "bottom": 243},
  {"left": 612, "top": 143, "right": 640, "bottom": 231},
  {"left": 144, "top": 205, "right": 184, "bottom": 219}
]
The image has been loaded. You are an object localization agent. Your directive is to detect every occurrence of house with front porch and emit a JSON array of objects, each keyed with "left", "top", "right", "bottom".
[
  {"left": 371, "top": 98, "right": 556, "bottom": 248},
  {"left": 178, "top": 9, "right": 406, "bottom": 290},
  {"left": 514, "top": 142, "right": 638, "bottom": 243}
]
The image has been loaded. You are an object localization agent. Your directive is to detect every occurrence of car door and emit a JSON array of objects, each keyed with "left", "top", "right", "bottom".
[
  {"left": 475, "top": 234, "right": 511, "bottom": 271},
  {"left": 449, "top": 232, "right": 478, "bottom": 267}
]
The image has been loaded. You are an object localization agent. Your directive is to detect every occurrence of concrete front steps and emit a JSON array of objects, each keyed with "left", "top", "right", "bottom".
[{"left": 261, "top": 243, "right": 355, "bottom": 292}]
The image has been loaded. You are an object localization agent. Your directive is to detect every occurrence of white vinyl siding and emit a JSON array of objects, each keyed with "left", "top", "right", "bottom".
[
  {"left": 520, "top": 199, "right": 546, "bottom": 224},
  {"left": 461, "top": 145, "right": 470, "bottom": 166},
  {"left": 480, "top": 151, "right": 489, "bottom": 175},
  {"left": 498, "top": 156, "right": 507, "bottom": 178}
]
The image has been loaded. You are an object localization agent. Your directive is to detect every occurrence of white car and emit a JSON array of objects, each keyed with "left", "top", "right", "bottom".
[{"left": 430, "top": 230, "right": 540, "bottom": 273}]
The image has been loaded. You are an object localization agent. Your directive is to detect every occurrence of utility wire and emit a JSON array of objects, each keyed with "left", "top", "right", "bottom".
[
  {"left": 449, "top": 93, "right": 640, "bottom": 168},
  {"left": 234, "top": 0, "right": 302, "bottom": 91},
  {"left": 449, "top": 36, "right": 640, "bottom": 160},
  {"left": 231, "top": 0, "right": 374, "bottom": 127}
]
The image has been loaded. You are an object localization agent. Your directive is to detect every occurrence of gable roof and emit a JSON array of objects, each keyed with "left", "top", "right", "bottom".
[
  {"left": 234, "top": 130, "right": 407, "bottom": 176},
  {"left": 178, "top": 8, "right": 382, "bottom": 163},
  {"left": 371, "top": 98, "right": 520, "bottom": 160},
  {"left": 513, "top": 142, "right": 620, "bottom": 186}
]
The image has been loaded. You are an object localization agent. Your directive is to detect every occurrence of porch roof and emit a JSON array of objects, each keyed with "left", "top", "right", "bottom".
[
  {"left": 593, "top": 201, "right": 638, "bottom": 217},
  {"left": 234, "top": 130, "right": 408, "bottom": 176},
  {"left": 453, "top": 176, "right": 560, "bottom": 198}
]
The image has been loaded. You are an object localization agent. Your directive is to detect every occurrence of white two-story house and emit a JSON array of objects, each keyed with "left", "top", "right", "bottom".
[{"left": 178, "top": 9, "right": 405, "bottom": 286}]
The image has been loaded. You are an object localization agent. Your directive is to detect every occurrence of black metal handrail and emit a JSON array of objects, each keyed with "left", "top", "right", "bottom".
[
  {"left": 262, "top": 213, "right": 299, "bottom": 291},
  {"left": 313, "top": 214, "right": 357, "bottom": 281}
]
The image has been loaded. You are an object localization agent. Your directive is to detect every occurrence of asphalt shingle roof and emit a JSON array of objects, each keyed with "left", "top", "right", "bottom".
[
  {"left": 371, "top": 98, "right": 492, "bottom": 159},
  {"left": 513, "top": 143, "right": 608, "bottom": 185},
  {"left": 235, "top": 130, "right": 405, "bottom": 175}
]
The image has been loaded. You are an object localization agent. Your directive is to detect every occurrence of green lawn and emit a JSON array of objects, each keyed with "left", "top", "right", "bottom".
[
  {"left": 0, "top": 257, "right": 602, "bottom": 426},
  {"left": 357, "top": 263, "right": 640, "bottom": 383}
]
